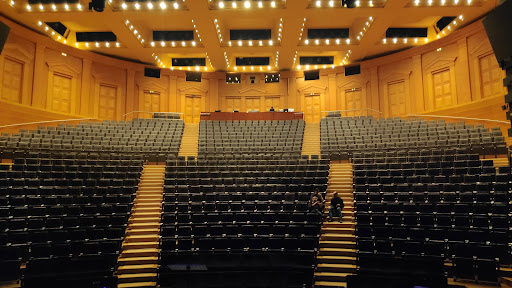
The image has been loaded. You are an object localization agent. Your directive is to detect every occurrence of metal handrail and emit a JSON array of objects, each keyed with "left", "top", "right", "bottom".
[
  {"left": 121, "top": 111, "right": 184, "bottom": 117},
  {"left": 0, "top": 117, "right": 98, "bottom": 129},
  {"left": 321, "top": 108, "right": 384, "bottom": 114},
  {"left": 406, "top": 114, "right": 509, "bottom": 124}
]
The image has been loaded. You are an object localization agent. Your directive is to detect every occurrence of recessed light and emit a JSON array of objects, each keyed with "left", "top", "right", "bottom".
[
  {"left": 160, "top": 1, "right": 166, "bottom": 9},
  {"left": 244, "top": 1, "right": 250, "bottom": 8},
  {"left": 122, "top": 2, "right": 127, "bottom": 8},
  {"left": 174, "top": 2, "right": 179, "bottom": 8},
  {"left": 219, "top": 1, "right": 224, "bottom": 8},
  {"left": 147, "top": 2, "right": 153, "bottom": 9}
]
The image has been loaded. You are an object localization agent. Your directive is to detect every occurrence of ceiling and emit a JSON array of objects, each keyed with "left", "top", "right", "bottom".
[{"left": 0, "top": 0, "right": 498, "bottom": 72}]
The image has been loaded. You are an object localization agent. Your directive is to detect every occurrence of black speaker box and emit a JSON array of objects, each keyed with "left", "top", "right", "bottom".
[{"left": 0, "top": 21, "right": 11, "bottom": 56}]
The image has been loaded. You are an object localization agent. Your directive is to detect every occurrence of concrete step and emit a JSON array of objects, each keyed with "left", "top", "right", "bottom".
[
  {"left": 322, "top": 222, "right": 355, "bottom": 229},
  {"left": 117, "top": 264, "right": 158, "bottom": 274},
  {"left": 314, "top": 280, "right": 347, "bottom": 288},
  {"left": 321, "top": 227, "right": 355, "bottom": 234},
  {"left": 121, "top": 248, "right": 159, "bottom": 258},
  {"left": 317, "top": 255, "right": 356, "bottom": 264},
  {"left": 117, "top": 273, "right": 157, "bottom": 283},
  {"left": 117, "top": 282, "right": 157, "bottom": 288},
  {"left": 129, "top": 222, "right": 161, "bottom": 229},
  {"left": 130, "top": 212, "right": 161, "bottom": 218},
  {"left": 118, "top": 256, "right": 159, "bottom": 265},
  {"left": 129, "top": 217, "right": 161, "bottom": 224},
  {"left": 320, "top": 234, "right": 356, "bottom": 241},
  {"left": 317, "top": 263, "right": 357, "bottom": 273},
  {"left": 318, "top": 248, "right": 357, "bottom": 257},
  {"left": 125, "top": 235, "right": 160, "bottom": 242},
  {"left": 122, "top": 241, "right": 159, "bottom": 249},
  {"left": 319, "top": 241, "right": 356, "bottom": 249},
  {"left": 314, "top": 272, "right": 351, "bottom": 282},
  {"left": 126, "top": 228, "right": 160, "bottom": 235}
]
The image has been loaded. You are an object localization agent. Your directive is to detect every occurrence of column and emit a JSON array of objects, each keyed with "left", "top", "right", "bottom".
[
  {"left": 80, "top": 59, "right": 92, "bottom": 116},
  {"left": 31, "top": 43, "right": 46, "bottom": 108},
  {"left": 412, "top": 55, "right": 424, "bottom": 113},
  {"left": 456, "top": 38, "right": 472, "bottom": 104},
  {"left": 328, "top": 73, "right": 337, "bottom": 111}
]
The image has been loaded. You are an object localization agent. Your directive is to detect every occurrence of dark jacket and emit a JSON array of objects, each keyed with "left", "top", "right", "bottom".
[{"left": 330, "top": 196, "right": 344, "bottom": 209}]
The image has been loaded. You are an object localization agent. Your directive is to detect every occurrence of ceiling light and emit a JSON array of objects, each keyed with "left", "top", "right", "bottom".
[
  {"left": 147, "top": 2, "right": 153, "bottom": 9},
  {"left": 57, "top": 35, "right": 61, "bottom": 40},
  {"left": 195, "top": 66, "right": 200, "bottom": 71},
  {"left": 346, "top": 39, "right": 350, "bottom": 44},
  {"left": 414, "top": 0, "right": 419, "bottom": 4},
  {"left": 192, "top": 41, "right": 196, "bottom": 46},
  {"left": 45, "top": 26, "right": 49, "bottom": 31},
  {"left": 51, "top": 31, "right": 55, "bottom": 35},
  {"left": 403, "top": 38, "right": 408, "bottom": 43},
  {"left": 77, "top": 3, "right": 82, "bottom": 9},
  {"left": 26, "top": 4, "right": 31, "bottom": 10},
  {"left": 248, "top": 40, "right": 253, "bottom": 46},
  {"left": 424, "top": 38, "right": 428, "bottom": 43},
  {"left": 135, "top": 2, "right": 140, "bottom": 9},
  {"left": 305, "top": 39, "right": 309, "bottom": 45},
  {"left": 104, "top": 42, "right": 109, "bottom": 47},
  {"left": 133, "top": 30, "right": 138, "bottom": 35},
  {"left": 51, "top": 4, "right": 56, "bottom": 10},
  {"left": 9, "top": 0, "right": 14, "bottom": 5},
  {"left": 251, "top": 66, "right": 254, "bottom": 70},
  {"left": 95, "top": 42, "right": 99, "bottom": 47},
  {"left": 61, "top": 52, "right": 67, "bottom": 56},
  {"left": 161, "top": 41, "right": 165, "bottom": 46},
  {"left": 38, "top": 21, "right": 42, "bottom": 26},
  {"left": 39, "top": 4, "right": 43, "bottom": 10},
  {"left": 325, "top": 39, "right": 330, "bottom": 44},
  {"left": 268, "top": 66, "right": 271, "bottom": 70},
  {"left": 244, "top": 1, "right": 250, "bottom": 8},
  {"left": 258, "top": 1, "right": 263, "bottom": 7},
  {"left": 85, "top": 42, "right": 89, "bottom": 47},
  {"left": 393, "top": 38, "right": 397, "bottom": 43},
  {"left": 151, "top": 41, "right": 155, "bottom": 47},
  {"left": 172, "top": 41, "right": 175, "bottom": 46},
  {"left": 174, "top": 2, "right": 179, "bottom": 8},
  {"left": 64, "top": 3, "right": 69, "bottom": 9},
  {"left": 182, "top": 41, "right": 186, "bottom": 46},
  {"left": 315, "top": 0, "right": 321, "bottom": 7},
  {"left": 297, "top": 65, "right": 301, "bottom": 69},
  {"left": 238, "top": 40, "right": 242, "bottom": 46},
  {"left": 122, "top": 2, "right": 127, "bottom": 8},
  {"left": 268, "top": 40, "right": 273, "bottom": 45},
  {"left": 259, "top": 40, "right": 263, "bottom": 46},
  {"left": 75, "top": 42, "right": 79, "bottom": 47},
  {"left": 160, "top": 1, "right": 166, "bottom": 8},
  {"left": 336, "top": 39, "right": 340, "bottom": 44},
  {"left": 355, "top": 0, "right": 360, "bottom": 6},
  {"left": 219, "top": 1, "right": 224, "bottom": 8},
  {"left": 315, "top": 39, "right": 319, "bottom": 45},
  {"left": 329, "top": 0, "right": 334, "bottom": 6},
  {"left": 428, "top": 0, "right": 432, "bottom": 4},
  {"left": 305, "top": 65, "right": 310, "bottom": 70},
  {"left": 232, "top": 1, "right": 237, "bottom": 8},
  {"left": 459, "top": 14, "right": 463, "bottom": 19},
  {"left": 271, "top": 1, "right": 276, "bottom": 7},
  {"left": 116, "top": 42, "right": 120, "bottom": 47}
]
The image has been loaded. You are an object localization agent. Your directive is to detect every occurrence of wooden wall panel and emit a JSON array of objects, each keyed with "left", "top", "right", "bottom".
[{"left": 0, "top": 15, "right": 508, "bottom": 131}]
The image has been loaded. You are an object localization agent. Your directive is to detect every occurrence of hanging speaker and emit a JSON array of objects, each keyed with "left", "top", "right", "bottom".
[{"left": 0, "top": 21, "right": 11, "bottom": 56}]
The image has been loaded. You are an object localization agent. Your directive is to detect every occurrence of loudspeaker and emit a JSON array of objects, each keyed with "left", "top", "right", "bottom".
[
  {"left": 144, "top": 67, "right": 160, "bottom": 78},
  {"left": 304, "top": 70, "right": 320, "bottom": 81},
  {"left": 186, "top": 72, "right": 202, "bottom": 82},
  {"left": 0, "top": 21, "right": 11, "bottom": 56},
  {"left": 345, "top": 65, "right": 361, "bottom": 76},
  {"left": 483, "top": 0, "right": 512, "bottom": 67}
]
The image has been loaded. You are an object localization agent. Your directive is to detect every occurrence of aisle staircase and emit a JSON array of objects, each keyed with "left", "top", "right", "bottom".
[
  {"left": 302, "top": 123, "right": 321, "bottom": 156},
  {"left": 314, "top": 163, "right": 357, "bottom": 288},
  {"left": 492, "top": 157, "right": 509, "bottom": 168},
  {"left": 178, "top": 123, "right": 199, "bottom": 157},
  {"left": 116, "top": 165, "right": 166, "bottom": 288}
]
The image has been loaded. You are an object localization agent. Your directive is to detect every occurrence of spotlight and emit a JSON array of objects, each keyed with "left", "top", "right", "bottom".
[{"left": 89, "top": 0, "right": 105, "bottom": 12}]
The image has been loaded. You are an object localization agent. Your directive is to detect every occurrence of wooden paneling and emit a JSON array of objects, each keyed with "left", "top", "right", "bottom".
[
  {"left": 1, "top": 57, "right": 23, "bottom": 103},
  {"left": 479, "top": 53, "right": 503, "bottom": 99},
  {"left": 51, "top": 73, "right": 72, "bottom": 114},
  {"left": 98, "top": 84, "right": 117, "bottom": 120},
  {"left": 388, "top": 80, "right": 406, "bottom": 117},
  {"left": 345, "top": 89, "right": 362, "bottom": 117}
]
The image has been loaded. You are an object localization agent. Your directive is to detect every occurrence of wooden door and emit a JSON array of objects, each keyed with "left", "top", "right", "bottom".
[
  {"left": 304, "top": 94, "right": 321, "bottom": 123},
  {"left": 345, "top": 89, "right": 362, "bottom": 117},
  {"left": 480, "top": 53, "right": 504, "bottom": 98},
  {"left": 388, "top": 81, "right": 406, "bottom": 117},
  {"left": 433, "top": 69, "right": 452, "bottom": 108},
  {"left": 184, "top": 95, "right": 202, "bottom": 123},
  {"left": 52, "top": 73, "right": 72, "bottom": 113},
  {"left": 1, "top": 57, "right": 23, "bottom": 103},
  {"left": 245, "top": 97, "right": 261, "bottom": 112},
  {"left": 98, "top": 84, "right": 117, "bottom": 120},
  {"left": 143, "top": 91, "right": 160, "bottom": 118},
  {"left": 226, "top": 97, "right": 241, "bottom": 112},
  {"left": 265, "top": 97, "right": 280, "bottom": 111}
]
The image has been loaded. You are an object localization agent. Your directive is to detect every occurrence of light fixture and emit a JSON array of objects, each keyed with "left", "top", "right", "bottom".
[
  {"left": 232, "top": 1, "right": 237, "bottom": 8},
  {"left": 116, "top": 42, "right": 120, "bottom": 47},
  {"left": 393, "top": 38, "right": 397, "bottom": 43},
  {"left": 192, "top": 41, "right": 196, "bottom": 46},
  {"left": 160, "top": 1, "right": 166, "bottom": 8},
  {"left": 315, "top": 39, "right": 319, "bottom": 45},
  {"left": 51, "top": 4, "right": 56, "bottom": 10},
  {"left": 268, "top": 40, "right": 273, "bottom": 45},
  {"left": 95, "top": 42, "right": 100, "bottom": 47},
  {"left": 38, "top": 21, "right": 42, "bottom": 26},
  {"left": 271, "top": 1, "right": 276, "bottom": 7},
  {"left": 26, "top": 4, "right": 31, "bottom": 10},
  {"left": 174, "top": 2, "right": 179, "bottom": 8},
  {"left": 258, "top": 1, "right": 263, "bottom": 7},
  {"left": 161, "top": 41, "right": 165, "bottom": 46},
  {"left": 315, "top": 0, "right": 321, "bottom": 7},
  {"left": 151, "top": 41, "right": 155, "bottom": 47},
  {"left": 297, "top": 65, "right": 301, "bottom": 69},
  {"left": 135, "top": 2, "right": 140, "bottom": 9},
  {"left": 219, "top": 1, "right": 224, "bottom": 8},
  {"left": 64, "top": 3, "right": 69, "bottom": 9},
  {"left": 122, "top": 2, "right": 127, "bottom": 8},
  {"left": 329, "top": 0, "right": 334, "bottom": 6},
  {"left": 147, "top": 2, "right": 153, "bottom": 9},
  {"left": 238, "top": 40, "right": 242, "bottom": 46},
  {"left": 77, "top": 3, "right": 82, "bottom": 9},
  {"left": 244, "top": 1, "right": 250, "bottom": 8},
  {"left": 346, "top": 39, "right": 350, "bottom": 44},
  {"left": 39, "top": 4, "right": 43, "bottom": 10}
]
